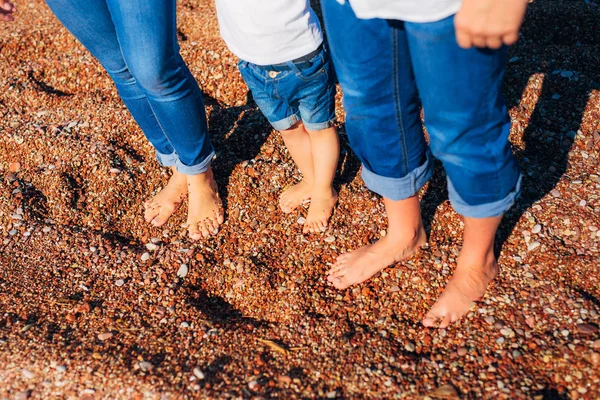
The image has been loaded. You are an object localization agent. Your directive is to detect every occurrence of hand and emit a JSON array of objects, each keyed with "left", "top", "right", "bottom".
[
  {"left": 454, "top": 0, "right": 528, "bottom": 49},
  {"left": 0, "top": 0, "right": 16, "bottom": 22}
]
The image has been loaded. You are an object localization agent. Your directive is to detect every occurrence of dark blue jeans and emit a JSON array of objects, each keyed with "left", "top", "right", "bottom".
[
  {"left": 45, "top": 0, "right": 214, "bottom": 174},
  {"left": 321, "top": 1, "right": 522, "bottom": 218}
]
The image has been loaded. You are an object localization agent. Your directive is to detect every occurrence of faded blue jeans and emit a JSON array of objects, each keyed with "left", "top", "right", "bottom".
[
  {"left": 45, "top": 0, "right": 214, "bottom": 174},
  {"left": 321, "top": 1, "right": 522, "bottom": 218}
]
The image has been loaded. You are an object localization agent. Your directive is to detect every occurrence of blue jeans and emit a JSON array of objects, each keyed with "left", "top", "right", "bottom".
[
  {"left": 238, "top": 46, "right": 336, "bottom": 131},
  {"left": 45, "top": 0, "right": 214, "bottom": 174},
  {"left": 320, "top": 1, "right": 522, "bottom": 218}
]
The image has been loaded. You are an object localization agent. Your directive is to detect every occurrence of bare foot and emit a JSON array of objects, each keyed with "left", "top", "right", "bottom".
[
  {"left": 144, "top": 168, "right": 187, "bottom": 227},
  {"left": 421, "top": 255, "right": 498, "bottom": 329},
  {"left": 327, "top": 227, "right": 427, "bottom": 289},
  {"left": 186, "top": 168, "right": 224, "bottom": 240},
  {"left": 303, "top": 187, "right": 338, "bottom": 234},
  {"left": 279, "top": 180, "right": 312, "bottom": 213}
]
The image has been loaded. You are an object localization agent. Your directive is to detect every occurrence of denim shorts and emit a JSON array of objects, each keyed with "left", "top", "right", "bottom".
[{"left": 238, "top": 46, "right": 336, "bottom": 131}]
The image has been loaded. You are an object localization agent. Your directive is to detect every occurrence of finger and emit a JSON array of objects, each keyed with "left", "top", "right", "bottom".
[
  {"left": 455, "top": 29, "right": 473, "bottom": 49},
  {"left": 502, "top": 32, "right": 520, "bottom": 46},
  {"left": 485, "top": 36, "right": 503, "bottom": 49},
  {"left": 471, "top": 35, "right": 487, "bottom": 48}
]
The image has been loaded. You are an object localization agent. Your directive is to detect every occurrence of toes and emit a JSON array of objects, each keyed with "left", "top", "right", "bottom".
[
  {"left": 336, "top": 253, "right": 351, "bottom": 263},
  {"left": 188, "top": 223, "right": 202, "bottom": 241},
  {"left": 438, "top": 315, "right": 452, "bottom": 329},
  {"left": 152, "top": 206, "right": 174, "bottom": 227}
]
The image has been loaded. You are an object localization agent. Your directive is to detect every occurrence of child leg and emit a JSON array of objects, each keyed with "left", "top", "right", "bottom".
[
  {"left": 304, "top": 125, "right": 339, "bottom": 233},
  {"left": 279, "top": 122, "right": 315, "bottom": 213}
]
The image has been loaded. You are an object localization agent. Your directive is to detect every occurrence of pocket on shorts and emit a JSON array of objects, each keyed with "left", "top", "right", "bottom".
[{"left": 295, "top": 49, "right": 329, "bottom": 82}]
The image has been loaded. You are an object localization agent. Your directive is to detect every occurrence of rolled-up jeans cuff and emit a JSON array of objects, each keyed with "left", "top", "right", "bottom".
[
  {"left": 155, "top": 149, "right": 178, "bottom": 168},
  {"left": 449, "top": 173, "right": 523, "bottom": 218},
  {"left": 155, "top": 149, "right": 214, "bottom": 175},
  {"left": 176, "top": 150, "right": 215, "bottom": 175},
  {"left": 361, "top": 150, "right": 433, "bottom": 201}
]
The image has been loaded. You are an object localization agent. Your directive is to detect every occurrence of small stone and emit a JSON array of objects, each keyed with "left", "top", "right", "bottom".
[
  {"left": 560, "top": 70, "right": 574, "bottom": 78},
  {"left": 500, "top": 328, "right": 515, "bottom": 337},
  {"left": 42, "top": 226, "right": 51, "bottom": 233},
  {"left": 429, "top": 385, "right": 458, "bottom": 398},
  {"left": 560, "top": 329, "right": 570, "bottom": 337},
  {"left": 193, "top": 367, "right": 205, "bottom": 380},
  {"left": 326, "top": 391, "right": 337, "bottom": 399},
  {"left": 552, "top": 94, "right": 561, "bottom": 100},
  {"left": 485, "top": 316, "right": 495, "bottom": 325},
  {"left": 139, "top": 361, "right": 153, "bottom": 371},
  {"left": 592, "top": 339, "right": 600, "bottom": 350},
  {"left": 248, "top": 380, "right": 259, "bottom": 391},
  {"left": 56, "top": 365, "right": 67, "bottom": 373},
  {"left": 589, "top": 225, "right": 598, "bottom": 232},
  {"left": 297, "top": 217, "right": 306, "bottom": 225},
  {"left": 577, "top": 323, "right": 598, "bottom": 335},
  {"left": 109, "top": 168, "right": 121, "bottom": 174},
  {"left": 98, "top": 332, "right": 113, "bottom": 341},
  {"left": 115, "top": 279, "right": 125, "bottom": 287},
  {"left": 457, "top": 347, "right": 467, "bottom": 356},
  {"left": 509, "top": 56, "right": 520, "bottom": 63},
  {"left": 177, "top": 264, "right": 189, "bottom": 278},
  {"left": 531, "top": 224, "right": 542, "bottom": 234},
  {"left": 9, "top": 162, "right": 21, "bottom": 172},
  {"left": 92, "top": 352, "right": 102, "bottom": 360},
  {"left": 15, "top": 391, "right": 31, "bottom": 400},
  {"left": 141, "top": 252, "right": 150, "bottom": 261},
  {"left": 324, "top": 235, "right": 335, "bottom": 243},
  {"left": 266, "top": 204, "right": 276, "bottom": 212},
  {"left": 527, "top": 241, "right": 541, "bottom": 251},
  {"left": 180, "top": 321, "right": 190, "bottom": 328},
  {"left": 9, "top": 229, "right": 18, "bottom": 236},
  {"left": 550, "top": 189, "right": 561, "bottom": 198},
  {"left": 404, "top": 342, "right": 415, "bottom": 352},
  {"left": 278, "top": 375, "right": 292, "bottom": 384},
  {"left": 146, "top": 243, "right": 158, "bottom": 251},
  {"left": 496, "top": 337, "right": 505, "bottom": 345},
  {"left": 22, "top": 369, "right": 35, "bottom": 379}
]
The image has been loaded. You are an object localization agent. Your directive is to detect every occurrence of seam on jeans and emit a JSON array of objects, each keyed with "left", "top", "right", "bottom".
[
  {"left": 391, "top": 26, "right": 411, "bottom": 178},
  {"left": 483, "top": 63, "right": 504, "bottom": 200}
]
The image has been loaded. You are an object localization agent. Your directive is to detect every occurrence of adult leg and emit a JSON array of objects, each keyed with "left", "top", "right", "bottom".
[
  {"left": 320, "top": 0, "right": 431, "bottom": 288},
  {"left": 405, "top": 16, "right": 522, "bottom": 327},
  {"left": 45, "top": 0, "right": 190, "bottom": 228},
  {"left": 105, "top": 0, "right": 223, "bottom": 239}
]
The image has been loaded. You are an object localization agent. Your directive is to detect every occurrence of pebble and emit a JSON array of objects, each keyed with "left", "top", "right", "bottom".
[
  {"left": 560, "top": 329, "right": 570, "bottom": 337},
  {"left": 297, "top": 217, "right": 306, "bottom": 225},
  {"left": 593, "top": 340, "right": 600, "bottom": 350},
  {"left": 485, "top": 316, "right": 495, "bottom": 325},
  {"left": 324, "top": 236, "right": 335, "bottom": 243},
  {"left": 457, "top": 347, "right": 468, "bottom": 356},
  {"left": 42, "top": 226, "right": 51, "bottom": 233},
  {"left": 177, "top": 264, "right": 189, "bottom": 278},
  {"left": 146, "top": 243, "right": 158, "bottom": 251},
  {"left": 109, "top": 168, "right": 121, "bottom": 174},
  {"left": 56, "top": 365, "right": 67, "bottom": 373},
  {"left": 115, "top": 279, "right": 125, "bottom": 287},
  {"left": 9, "top": 229, "right": 18, "bottom": 236},
  {"left": 193, "top": 367, "right": 205, "bottom": 380},
  {"left": 21, "top": 369, "right": 35, "bottom": 379},
  {"left": 560, "top": 70, "right": 574, "bottom": 78},
  {"left": 509, "top": 56, "right": 520, "bottom": 63},
  {"left": 139, "top": 361, "right": 153, "bottom": 371},
  {"left": 552, "top": 93, "right": 561, "bottom": 100},
  {"left": 15, "top": 391, "right": 31, "bottom": 400},
  {"left": 180, "top": 322, "right": 190, "bottom": 328},
  {"left": 97, "top": 332, "right": 113, "bottom": 341},
  {"left": 404, "top": 342, "right": 415, "bottom": 352},
  {"left": 500, "top": 328, "right": 515, "bottom": 337},
  {"left": 576, "top": 323, "right": 598, "bottom": 335},
  {"left": 527, "top": 241, "right": 541, "bottom": 251},
  {"left": 248, "top": 380, "right": 259, "bottom": 390},
  {"left": 531, "top": 224, "right": 542, "bottom": 234},
  {"left": 326, "top": 391, "right": 337, "bottom": 399},
  {"left": 550, "top": 189, "right": 561, "bottom": 198},
  {"left": 141, "top": 252, "right": 150, "bottom": 261}
]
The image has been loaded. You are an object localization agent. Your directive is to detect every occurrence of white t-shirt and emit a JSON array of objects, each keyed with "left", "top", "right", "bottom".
[
  {"left": 214, "top": 0, "right": 323, "bottom": 66},
  {"left": 339, "top": 0, "right": 462, "bottom": 23}
]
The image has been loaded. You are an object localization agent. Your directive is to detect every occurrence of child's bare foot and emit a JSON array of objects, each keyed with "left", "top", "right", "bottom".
[
  {"left": 303, "top": 187, "right": 338, "bottom": 233},
  {"left": 186, "top": 168, "right": 224, "bottom": 240},
  {"left": 422, "top": 255, "right": 498, "bottom": 329},
  {"left": 144, "top": 168, "right": 187, "bottom": 227},
  {"left": 279, "top": 180, "right": 312, "bottom": 213},
  {"left": 327, "top": 226, "right": 427, "bottom": 289}
]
